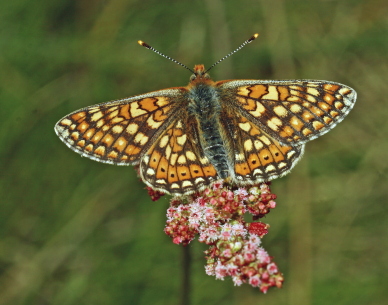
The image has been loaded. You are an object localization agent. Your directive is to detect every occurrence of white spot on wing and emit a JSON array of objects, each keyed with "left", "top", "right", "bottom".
[
  {"left": 182, "top": 181, "right": 193, "bottom": 187},
  {"left": 262, "top": 86, "right": 279, "bottom": 100},
  {"left": 146, "top": 168, "right": 155, "bottom": 175},
  {"left": 273, "top": 105, "right": 288, "bottom": 117}
]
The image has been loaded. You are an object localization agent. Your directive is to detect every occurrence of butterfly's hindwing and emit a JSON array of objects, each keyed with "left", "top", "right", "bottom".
[
  {"left": 220, "top": 111, "right": 304, "bottom": 184},
  {"left": 218, "top": 80, "right": 356, "bottom": 146},
  {"left": 55, "top": 89, "right": 186, "bottom": 165},
  {"left": 140, "top": 116, "right": 218, "bottom": 195}
]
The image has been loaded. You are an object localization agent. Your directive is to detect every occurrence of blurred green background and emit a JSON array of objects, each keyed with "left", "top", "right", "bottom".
[{"left": 0, "top": 0, "right": 387, "bottom": 304}]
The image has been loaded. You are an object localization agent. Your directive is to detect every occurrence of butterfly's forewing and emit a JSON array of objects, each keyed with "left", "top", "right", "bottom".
[
  {"left": 218, "top": 80, "right": 356, "bottom": 146},
  {"left": 140, "top": 116, "right": 218, "bottom": 195},
  {"left": 220, "top": 111, "right": 304, "bottom": 184},
  {"left": 55, "top": 89, "right": 186, "bottom": 165}
]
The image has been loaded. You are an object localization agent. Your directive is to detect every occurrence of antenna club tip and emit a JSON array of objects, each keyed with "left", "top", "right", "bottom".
[
  {"left": 248, "top": 33, "right": 259, "bottom": 42},
  {"left": 138, "top": 40, "right": 150, "bottom": 48}
]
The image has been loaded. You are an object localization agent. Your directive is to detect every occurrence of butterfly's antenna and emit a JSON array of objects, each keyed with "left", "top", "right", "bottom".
[
  {"left": 204, "top": 33, "right": 259, "bottom": 74},
  {"left": 138, "top": 40, "right": 195, "bottom": 74}
]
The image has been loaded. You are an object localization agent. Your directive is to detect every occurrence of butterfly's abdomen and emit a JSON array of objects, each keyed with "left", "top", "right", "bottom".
[{"left": 188, "top": 83, "right": 230, "bottom": 179}]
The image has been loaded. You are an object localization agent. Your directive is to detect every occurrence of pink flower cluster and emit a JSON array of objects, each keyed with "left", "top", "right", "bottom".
[
  {"left": 164, "top": 181, "right": 283, "bottom": 292},
  {"left": 145, "top": 186, "right": 165, "bottom": 201},
  {"left": 245, "top": 183, "right": 277, "bottom": 219}
]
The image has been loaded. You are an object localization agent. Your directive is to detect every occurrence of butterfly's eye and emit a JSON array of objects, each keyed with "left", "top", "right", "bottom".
[{"left": 190, "top": 71, "right": 210, "bottom": 81}]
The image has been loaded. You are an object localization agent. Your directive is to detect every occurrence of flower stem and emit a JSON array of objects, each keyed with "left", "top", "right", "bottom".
[{"left": 181, "top": 245, "right": 191, "bottom": 305}]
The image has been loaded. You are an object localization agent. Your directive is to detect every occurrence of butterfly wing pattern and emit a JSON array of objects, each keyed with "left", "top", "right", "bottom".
[
  {"left": 140, "top": 117, "right": 218, "bottom": 195},
  {"left": 221, "top": 80, "right": 356, "bottom": 145},
  {"left": 55, "top": 89, "right": 185, "bottom": 165},
  {"left": 218, "top": 111, "right": 305, "bottom": 186},
  {"left": 55, "top": 66, "right": 356, "bottom": 196},
  {"left": 215, "top": 79, "right": 356, "bottom": 187}
]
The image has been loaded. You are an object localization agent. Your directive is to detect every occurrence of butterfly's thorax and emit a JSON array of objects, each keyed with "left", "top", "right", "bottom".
[{"left": 187, "top": 77, "right": 230, "bottom": 179}]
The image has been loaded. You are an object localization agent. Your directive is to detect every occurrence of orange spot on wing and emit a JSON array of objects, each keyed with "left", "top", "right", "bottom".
[
  {"left": 335, "top": 102, "right": 344, "bottom": 110},
  {"left": 119, "top": 104, "right": 131, "bottom": 119},
  {"left": 249, "top": 85, "right": 268, "bottom": 99},
  {"left": 77, "top": 121, "right": 89, "bottom": 132},
  {"left": 249, "top": 124, "right": 261, "bottom": 137},
  {"left": 248, "top": 153, "right": 261, "bottom": 169},
  {"left": 302, "top": 111, "right": 314, "bottom": 122},
  {"left": 189, "top": 164, "right": 204, "bottom": 178},
  {"left": 278, "top": 86, "right": 291, "bottom": 100},
  {"left": 139, "top": 98, "right": 159, "bottom": 112},
  {"left": 113, "top": 137, "right": 128, "bottom": 152},
  {"left": 82, "top": 128, "right": 95, "bottom": 140},
  {"left": 125, "top": 144, "right": 141, "bottom": 155},
  {"left": 91, "top": 131, "right": 104, "bottom": 144},
  {"left": 278, "top": 145, "right": 292, "bottom": 155},
  {"left": 268, "top": 145, "right": 285, "bottom": 162},
  {"left": 77, "top": 140, "right": 85, "bottom": 147},
  {"left": 323, "top": 94, "right": 336, "bottom": 105},
  {"left": 177, "top": 166, "right": 191, "bottom": 180},
  {"left": 149, "top": 150, "right": 162, "bottom": 167},
  {"left": 94, "top": 146, "right": 105, "bottom": 156},
  {"left": 167, "top": 166, "right": 179, "bottom": 183},
  {"left": 310, "top": 105, "right": 325, "bottom": 117},
  {"left": 235, "top": 162, "right": 250, "bottom": 175},
  {"left": 102, "top": 134, "right": 115, "bottom": 147},
  {"left": 324, "top": 84, "right": 340, "bottom": 92},
  {"left": 202, "top": 165, "right": 217, "bottom": 177},
  {"left": 330, "top": 111, "right": 339, "bottom": 118},
  {"left": 70, "top": 132, "right": 79, "bottom": 141},
  {"left": 237, "top": 97, "right": 257, "bottom": 111},
  {"left": 302, "top": 128, "right": 313, "bottom": 136},
  {"left": 156, "top": 157, "right": 169, "bottom": 179},
  {"left": 279, "top": 125, "right": 295, "bottom": 138},
  {"left": 290, "top": 116, "right": 304, "bottom": 131},
  {"left": 71, "top": 112, "right": 86, "bottom": 121},
  {"left": 323, "top": 116, "right": 333, "bottom": 124},
  {"left": 154, "top": 109, "right": 168, "bottom": 121},
  {"left": 258, "top": 149, "right": 273, "bottom": 166},
  {"left": 108, "top": 151, "right": 118, "bottom": 159}
]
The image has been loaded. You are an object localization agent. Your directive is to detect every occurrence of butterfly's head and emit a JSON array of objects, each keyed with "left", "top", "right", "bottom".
[{"left": 190, "top": 64, "right": 211, "bottom": 82}]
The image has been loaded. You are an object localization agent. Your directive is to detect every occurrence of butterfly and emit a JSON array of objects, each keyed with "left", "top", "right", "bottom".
[{"left": 55, "top": 34, "right": 357, "bottom": 196}]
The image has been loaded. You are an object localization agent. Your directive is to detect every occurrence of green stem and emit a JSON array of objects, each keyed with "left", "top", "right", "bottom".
[{"left": 181, "top": 245, "right": 191, "bottom": 305}]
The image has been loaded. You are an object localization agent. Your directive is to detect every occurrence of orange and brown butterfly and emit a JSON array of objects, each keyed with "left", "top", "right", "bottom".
[{"left": 55, "top": 33, "right": 356, "bottom": 196}]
